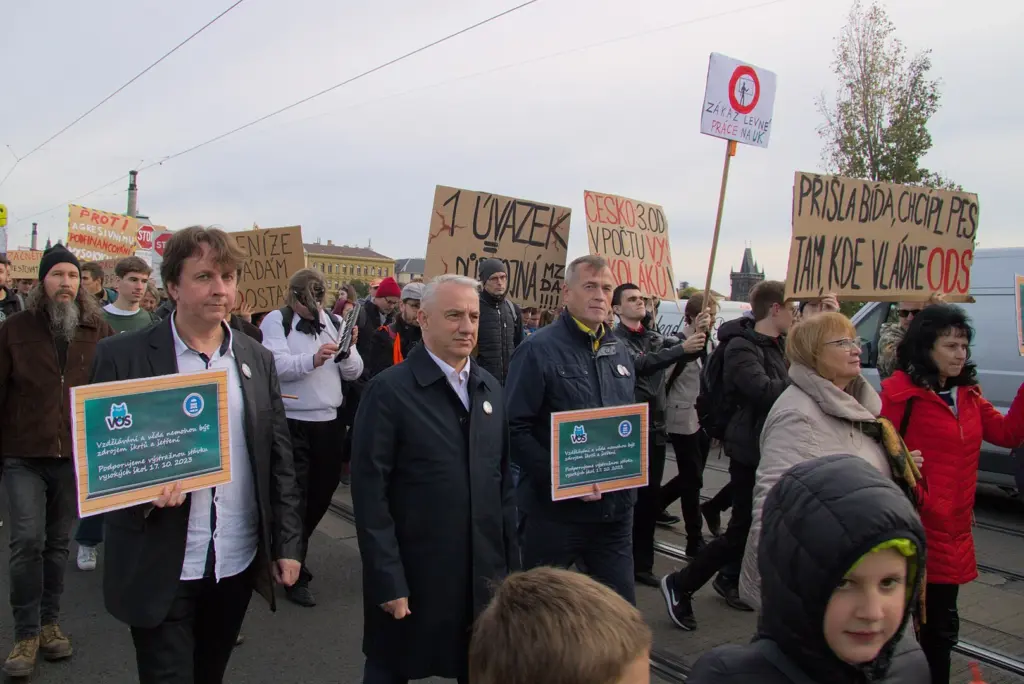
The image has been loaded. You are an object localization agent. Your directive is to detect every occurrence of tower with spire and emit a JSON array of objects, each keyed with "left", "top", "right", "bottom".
[{"left": 729, "top": 245, "right": 765, "bottom": 302}]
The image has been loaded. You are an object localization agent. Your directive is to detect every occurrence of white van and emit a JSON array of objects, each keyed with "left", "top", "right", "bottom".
[
  {"left": 654, "top": 299, "right": 751, "bottom": 344},
  {"left": 851, "top": 247, "right": 1024, "bottom": 493}
]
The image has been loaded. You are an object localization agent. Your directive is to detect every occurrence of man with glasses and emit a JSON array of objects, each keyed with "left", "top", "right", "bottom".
[
  {"left": 878, "top": 294, "right": 944, "bottom": 380},
  {"left": 260, "top": 269, "right": 364, "bottom": 607}
]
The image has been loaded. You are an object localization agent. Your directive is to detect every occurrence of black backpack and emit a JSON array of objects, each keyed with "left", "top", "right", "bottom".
[{"left": 696, "top": 337, "right": 763, "bottom": 441}]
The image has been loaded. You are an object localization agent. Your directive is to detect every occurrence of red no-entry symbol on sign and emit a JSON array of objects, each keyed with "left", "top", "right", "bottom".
[{"left": 728, "top": 65, "right": 760, "bottom": 115}]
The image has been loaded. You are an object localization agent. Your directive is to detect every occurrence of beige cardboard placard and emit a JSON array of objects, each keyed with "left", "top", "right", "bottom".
[
  {"left": 98, "top": 258, "right": 121, "bottom": 289},
  {"left": 231, "top": 225, "right": 305, "bottom": 313},
  {"left": 67, "top": 204, "right": 140, "bottom": 261},
  {"left": 584, "top": 191, "right": 677, "bottom": 300},
  {"left": 787, "top": 173, "right": 980, "bottom": 302},
  {"left": 424, "top": 185, "right": 570, "bottom": 310},
  {"left": 7, "top": 250, "right": 42, "bottom": 279}
]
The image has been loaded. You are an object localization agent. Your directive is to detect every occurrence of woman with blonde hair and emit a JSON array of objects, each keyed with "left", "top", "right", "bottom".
[{"left": 738, "top": 312, "right": 920, "bottom": 610}]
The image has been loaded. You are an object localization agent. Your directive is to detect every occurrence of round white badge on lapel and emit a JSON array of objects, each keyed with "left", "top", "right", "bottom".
[
  {"left": 617, "top": 364, "right": 630, "bottom": 377},
  {"left": 241, "top": 363, "right": 252, "bottom": 379},
  {"left": 482, "top": 401, "right": 493, "bottom": 415}
]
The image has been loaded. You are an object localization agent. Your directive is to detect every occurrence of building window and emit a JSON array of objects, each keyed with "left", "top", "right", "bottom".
[{"left": 383, "top": 267, "right": 389, "bottom": 276}]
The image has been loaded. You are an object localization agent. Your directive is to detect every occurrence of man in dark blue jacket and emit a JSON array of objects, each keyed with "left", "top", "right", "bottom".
[{"left": 505, "top": 255, "right": 638, "bottom": 603}]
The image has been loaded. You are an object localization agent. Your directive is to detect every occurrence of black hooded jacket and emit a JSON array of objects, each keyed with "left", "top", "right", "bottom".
[
  {"left": 689, "top": 454, "right": 929, "bottom": 684},
  {"left": 718, "top": 316, "right": 789, "bottom": 467},
  {"left": 475, "top": 290, "right": 522, "bottom": 385}
]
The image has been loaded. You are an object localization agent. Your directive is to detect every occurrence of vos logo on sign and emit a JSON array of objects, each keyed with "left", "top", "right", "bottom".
[
  {"left": 570, "top": 425, "right": 588, "bottom": 445},
  {"left": 105, "top": 402, "right": 133, "bottom": 430}
]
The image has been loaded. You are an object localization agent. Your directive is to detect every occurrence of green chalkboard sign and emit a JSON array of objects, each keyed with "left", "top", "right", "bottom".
[
  {"left": 550, "top": 403, "right": 649, "bottom": 501},
  {"left": 71, "top": 369, "right": 233, "bottom": 516}
]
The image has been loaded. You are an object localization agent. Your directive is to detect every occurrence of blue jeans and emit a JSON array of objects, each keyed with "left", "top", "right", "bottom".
[
  {"left": 75, "top": 513, "right": 104, "bottom": 547},
  {"left": 3, "top": 458, "right": 78, "bottom": 640}
]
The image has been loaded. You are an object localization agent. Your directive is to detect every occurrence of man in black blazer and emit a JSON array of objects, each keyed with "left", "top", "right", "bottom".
[{"left": 90, "top": 226, "right": 303, "bottom": 684}]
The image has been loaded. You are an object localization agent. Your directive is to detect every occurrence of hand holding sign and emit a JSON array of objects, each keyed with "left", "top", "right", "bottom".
[{"left": 153, "top": 481, "right": 187, "bottom": 508}]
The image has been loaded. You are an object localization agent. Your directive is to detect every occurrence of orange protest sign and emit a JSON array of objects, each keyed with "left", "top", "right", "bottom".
[{"left": 67, "top": 204, "right": 140, "bottom": 261}]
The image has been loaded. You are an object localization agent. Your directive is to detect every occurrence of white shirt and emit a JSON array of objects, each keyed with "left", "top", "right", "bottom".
[
  {"left": 171, "top": 313, "right": 259, "bottom": 582},
  {"left": 259, "top": 308, "right": 363, "bottom": 422},
  {"left": 426, "top": 347, "right": 471, "bottom": 410}
]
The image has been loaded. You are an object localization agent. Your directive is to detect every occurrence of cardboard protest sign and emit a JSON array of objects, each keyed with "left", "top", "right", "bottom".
[
  {"left": 424, "top": 185, "right": 571, "bottom": 310},
  {"left": 70, "top": 369, "right": 232, "bottom": 517},
  {"left": 6, "top": 250, "right": 42, "bottom": 279},
  {"left": 98, "top": 259, "right": 120, "bottom": 289},
  {"left": 1016, "top": 275, "right": 1024, "bottom": 356},
  {"left": 584, "top": 191, "right": 677, "bottom": 300},
  {"left": 230, "top": 225, "right": 305, "bottom": 312},
  {"left": 701, "top": 53, "right": 777, "bottom": 149},
  {"left": 786, "top": 173, "right": 980, "bottom": 303},
  {"left": 67, "top": 204, "right": 140, "bottom": 261}
]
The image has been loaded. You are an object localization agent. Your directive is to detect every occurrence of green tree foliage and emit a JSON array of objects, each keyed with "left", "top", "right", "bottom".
[
  {"left": 349, "top": 279, "right": 370, "bottom": 298},
  {"left": 816, "top": 0, "right": 958, "bottom": 190},
  {"left": 840, "top": 301, "right": 866, "bottom": 318}
]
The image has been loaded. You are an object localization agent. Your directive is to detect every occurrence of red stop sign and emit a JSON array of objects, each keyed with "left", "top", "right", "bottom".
[
  {"left": 136, "top": 225, "right": 154, "bottom": 250},
  {"left": 154, "top": 232, "right": 172, "bottom": 257}
]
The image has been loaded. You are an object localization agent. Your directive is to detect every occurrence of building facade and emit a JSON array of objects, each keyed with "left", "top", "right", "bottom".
[
  {"left": 729, "top": 247, "right": 765, "bottom": 303},
  {"left": 394, "top": 257, "right": 425, "bottom": 285},
  {"left": 305, "top": 240, "right": 394, "bottom": 294}
]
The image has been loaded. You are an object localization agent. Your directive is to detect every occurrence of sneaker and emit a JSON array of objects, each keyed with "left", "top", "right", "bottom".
[
  {"left": 39, "top": 625, "right": 72, "bottom": 661},
  {"left": 659, "top": 575, "right": 697, "bottom": 630},
  {"left": 634, "top": 570, "right": 660, "bottom": 588},
  {"left": 77, "top": 545, "right": 98, "bottom": 571},
  {"left": 3, "top": 637, "right": 39, "bottom": 677},
  {"left": 656, "top": 510, "right": 681, "bottom": 527},
  {"left": 712, "top": 574, "right": 753, "bottom": 611},
  {"left": 701, "top": 503, "right": 722, "bottom": 537},
  {"left": 286, "top": 582, "right": 316, "bottom": 607}
]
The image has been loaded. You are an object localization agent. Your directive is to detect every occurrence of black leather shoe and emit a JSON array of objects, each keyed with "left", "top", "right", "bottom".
[
  {"left": 635, "top": 570, "right": 660, "bottom": 588},
  {"left": 287, "top": 583, "right": 316, "bottom": 607},
  {"left": 656, "top": 510, "right": 681, "bottom": 527},
  {"left": 713, "top": 574, "right": 753, "bottom": 611}
]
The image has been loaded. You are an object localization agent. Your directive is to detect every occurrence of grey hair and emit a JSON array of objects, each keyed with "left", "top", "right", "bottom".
[
  {"left": 421, "top": 274, "right": 480, "bottom": 310},
  {"left": 565, "top": 255, "right": 609, "bottom": 286}
]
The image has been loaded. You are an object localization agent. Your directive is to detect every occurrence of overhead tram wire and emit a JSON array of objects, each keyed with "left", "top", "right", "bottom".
[
  {"left": 9, "top": 0, "right": 543, "bottom": 226},
  {"left": 0, "top": 0, "right": 250, "bottom": 191}
]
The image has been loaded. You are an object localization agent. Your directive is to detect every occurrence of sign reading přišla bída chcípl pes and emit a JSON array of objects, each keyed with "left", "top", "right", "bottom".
[
  {"left": 70, "top": 369, "right": 233, "bottom": 517},
  {"left": 550, "top": 403, "right": 649, "bottom": 502},
  {"left": 700, "top": 52, "right": 777, "bottom": 149}
]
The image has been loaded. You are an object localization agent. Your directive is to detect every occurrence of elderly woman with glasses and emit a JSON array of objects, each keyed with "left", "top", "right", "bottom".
[{"left": 737, "top": 312, "right": 920, "bottom": 610}]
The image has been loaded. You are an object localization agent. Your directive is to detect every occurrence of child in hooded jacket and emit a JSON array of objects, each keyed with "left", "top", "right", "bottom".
[{"left": 688, "top": 454, "right": 929, "bottom": 684}]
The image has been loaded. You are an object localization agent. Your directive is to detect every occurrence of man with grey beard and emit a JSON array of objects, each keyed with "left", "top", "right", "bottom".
[{"left": 0, "top": 244, "right": 114, "bottom": 678}]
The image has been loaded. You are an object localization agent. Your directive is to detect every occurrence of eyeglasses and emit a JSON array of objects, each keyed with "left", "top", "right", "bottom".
[
  {"left": 824, "top": 338, "right": 863, "bottom": 351},
  {"left": 898, "top": 309, "right": 920, "bottom": 319},
  {"left": 385, "top": 298, "right": 400, "bottom": 307}
]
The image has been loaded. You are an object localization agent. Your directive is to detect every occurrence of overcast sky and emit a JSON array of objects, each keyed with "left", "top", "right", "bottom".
[{"left": 1, "top": 0, "right": 1018, "bottom": 293}]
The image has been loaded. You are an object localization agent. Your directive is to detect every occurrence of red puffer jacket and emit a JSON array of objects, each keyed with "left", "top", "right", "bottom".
[{"left": 880, "top": 371, "right": 1024, "bottom": 585}]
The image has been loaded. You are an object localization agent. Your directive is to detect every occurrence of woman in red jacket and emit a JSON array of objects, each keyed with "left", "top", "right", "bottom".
[{"left": 880, "top": 304, "right": 1024, "bottom": 684}]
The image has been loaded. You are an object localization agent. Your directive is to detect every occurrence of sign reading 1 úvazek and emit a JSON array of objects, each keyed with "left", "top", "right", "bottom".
[
  {"left": 786, "top": 172, "right": 980, "bottom": 303},
  {"left": 71, "top": 370, "right": 233, "bottom": 517},
  {"left": 550, "top": 403, "right": 649, "bottom": 502},
  {"left": 700, "top": 52, "right": 777, "bottom": 149}
]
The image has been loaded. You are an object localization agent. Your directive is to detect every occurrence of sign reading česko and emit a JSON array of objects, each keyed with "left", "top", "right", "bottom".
[
  {"left": 700, "top": 52, "right": 777, "bottom": 149},
  {"left": 585, "top": 191, "right": 677, "bottom": 300},
  {"left": 785, "top": 173, "right": 980, "bottom": 303},
  {"left": 70, "top": 370, "right": 232, "bottom": 517},
  {"left": 424, "top": 185, "right": 571, "bottom": 311},
  {"left": 231, "top": 225, "right": 305, "bottom": 313}
]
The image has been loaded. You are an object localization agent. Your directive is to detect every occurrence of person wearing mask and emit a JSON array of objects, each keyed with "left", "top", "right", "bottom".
[
  {"left": 0, "top": 254, "right": 26, "bottom": 325},
  {"left": 880, "top": 304, "right": 1024, "bottom": 684},
  {"left": 474, "top": 258, "right": 523, "bottom": 385},
  {"left": 506, "top": 255, "right": 637, "bottom": 603},
  {"left": 689, "top": 454, "right": 929, "bottom": 684},
  {"left": 79, "top": 261, "right": 117, "bottom": 305},
  {"left": 738, "top": 312, "right": 922, "bottom": 610},
  {"left": 351, "top": 274, "right": 517, "bottom": 684},
  {"left": 612, "top": 283, "right": 708, "bottom": 587},
  {"left": 259, "top": 269, "right": 363, "bottom": 607},
  {"left": 74, "top": 256, "right": 162, "bottom": 573},
  {"left": 661, "top": 280, "right": 793, "bottom": 629},
  {"left": 0, "top": 245, "right": 114, "bottom": 677},
  {"left": 877, "top": 295, "right": 942, "bottom": 380},
  {"left": 659, "top": 294, "right": 718, "bottom": 556},
  {"left": 91, "top": 226, "right": 304, "bottom": 683},
  {"left": 368, "top": 281, "right": 423, "bottom": 377}
]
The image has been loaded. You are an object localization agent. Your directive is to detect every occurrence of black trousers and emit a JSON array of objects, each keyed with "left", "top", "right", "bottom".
[
  {"left": 633, "top": 439, "right": 667, "bottom": 573},
  {"left": 288, "top": 416, "right": 346, "bottom": 576},
  {"left": 660, "top": 431, "right": 710, "bottom": 542},
  {"left": 669, "top": 460, "right": 755, "bottom": 595},
  {"left": 522, "top": 511, "right": 635, "bottom": 605},
  {"left": 920, "top": 583, "right": 959, "bottom": 684},
  {"left": 130, "top": 570, "right": 252, "bottom": 684}
]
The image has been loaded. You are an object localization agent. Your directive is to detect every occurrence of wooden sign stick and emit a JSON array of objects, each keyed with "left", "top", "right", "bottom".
[{"left": 702, "top": 139, "right": 738, "bottom": 319}]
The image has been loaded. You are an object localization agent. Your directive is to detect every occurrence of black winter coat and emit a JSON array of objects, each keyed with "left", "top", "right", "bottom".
[
  {"left": 506, "top": 309, "right": 637, "bottom": 522},
  {"left": 474, "top": 290, "right": 522, "bottom": 384},
  {"left": 689, "top": 454, "right": 929, "bottom": 684},
  {"left": 367, "top": 317, "right": 421, "bottom": 378},
  {"left": 351, "top": 344, "right": 518, "bottom": 680},
  {"left": 719, "top": 316, "right": 788, "bottom": 466},
  {"left": 0, "top": 287, "right": 24, "bottom": 326},
  {"left": 613, "top": 323, "right": 700, "bottom": 444}
]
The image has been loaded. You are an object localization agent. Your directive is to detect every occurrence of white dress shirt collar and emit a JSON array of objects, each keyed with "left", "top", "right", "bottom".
[
  {"left": 425, "top": 347, "right": 471, "bottom": 410},
  {"left": 171, "top": 312, "right": 234, "bottom": 362}
]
